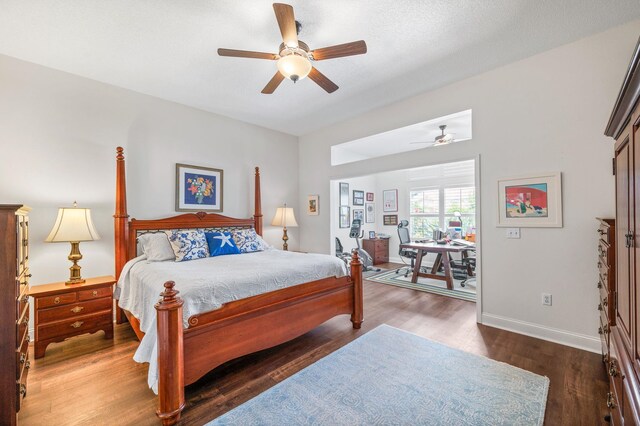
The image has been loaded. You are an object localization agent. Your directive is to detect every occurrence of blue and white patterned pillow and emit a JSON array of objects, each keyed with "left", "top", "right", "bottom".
[
  {"left": 165, "top": 229, "right": 209, "bottom": 262},
  {"left": 232, "top": 228, "right": 270, "bottom": 253}
]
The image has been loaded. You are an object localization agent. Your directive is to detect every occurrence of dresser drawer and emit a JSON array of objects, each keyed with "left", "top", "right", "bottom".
[
  {"left": 599, "top": 292, "right": 610, "bottom": 323},
  {"left": 599, "top": 316, "right": 610, "bottom": 348},
  {"left": 16, "top": 333, "right": 29, "bottom": 377},
  {"left": 38, "top": 297, "right": 112, "bottom": 324},
  {"left": 15, "top": 356, "right": 29, "bottom": 412},
  {"left": 78, "top": 286, "right": 112, "bottom": 301},
  {"left": 15, "top": 304, "right": 29, "bottom": 345},
  {"left": 598, "top": 222, "right": 612, "bottom": 245},
  {"left": 37, "top": 311, "right": 112, "bottom": 341},
  {"left": 16, "top": 287, "right": 29, "bottom": 320},
  {"left": 37, "top": 292, "right": 77, "bottom": 309}
]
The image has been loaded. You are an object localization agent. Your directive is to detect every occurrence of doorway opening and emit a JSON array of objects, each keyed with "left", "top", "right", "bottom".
[{"left": 330, "top": 159, "right": 480, "bottom": 306}]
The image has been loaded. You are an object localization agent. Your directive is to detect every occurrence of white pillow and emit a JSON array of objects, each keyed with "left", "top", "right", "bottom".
[{"left": 138, "top": 233, "right": 175, "bottom": 262}]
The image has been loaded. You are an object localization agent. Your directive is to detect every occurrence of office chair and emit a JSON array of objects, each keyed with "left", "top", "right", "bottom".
[
  {"left": 460, "top": 249, "right": 476, "bottom": 288},
  {"left": 396, "top": 220, "right": 417, "bottom": 277}
]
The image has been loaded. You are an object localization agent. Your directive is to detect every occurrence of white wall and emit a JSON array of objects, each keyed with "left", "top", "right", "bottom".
[
  {"left": 0, "top": 54, "right": 299, "bottom": 288},
  {"left": 298, "top": 21, "right": 640, "bottom": 351}
]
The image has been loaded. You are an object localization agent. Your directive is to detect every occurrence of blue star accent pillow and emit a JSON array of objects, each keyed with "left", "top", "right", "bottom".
[{"left": 205, "top": 232, "right": 241, "bottom": 257}]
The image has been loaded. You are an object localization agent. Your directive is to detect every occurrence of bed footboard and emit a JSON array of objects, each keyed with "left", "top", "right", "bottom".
[{"left": 155, "top": 253, "right": 363, "bottom": 425}]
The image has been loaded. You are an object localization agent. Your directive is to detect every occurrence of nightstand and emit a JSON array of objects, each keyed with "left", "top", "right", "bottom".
[{"left": 30, "top": 275, "right": 115, "bottom": 359}]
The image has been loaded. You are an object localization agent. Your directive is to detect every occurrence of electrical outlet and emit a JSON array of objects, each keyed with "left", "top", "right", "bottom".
[
  {"left": 506, "top": 228, "right": 521, "bottom": 239},
  {"left": 542, "top": 293, "right": 552, "bottom": 306}
]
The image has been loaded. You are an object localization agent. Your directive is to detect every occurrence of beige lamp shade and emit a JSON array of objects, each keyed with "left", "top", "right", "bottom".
[
  {"left": 271, "top": 206, "right": 298, "bottom": 228},
  {"left": 45, "top": 205, "right": 101, "bottom": 242}
]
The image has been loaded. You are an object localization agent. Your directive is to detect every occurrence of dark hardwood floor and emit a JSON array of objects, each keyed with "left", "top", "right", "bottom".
[{"left": 19, "top": 264, "right": 608, "bottom": 425}]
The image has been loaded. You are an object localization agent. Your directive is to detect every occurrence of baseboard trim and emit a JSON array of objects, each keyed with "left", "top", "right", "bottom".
[{"left": 481, "top": 313, "right": 601, "bottom": 354}]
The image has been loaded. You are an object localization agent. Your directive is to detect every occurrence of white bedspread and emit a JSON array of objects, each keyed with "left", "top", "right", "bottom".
[{"left": 116, "top": 249, "right": 347, "bottom": 393}]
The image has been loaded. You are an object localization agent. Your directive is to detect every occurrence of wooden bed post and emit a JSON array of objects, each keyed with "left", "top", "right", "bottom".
[
  {"left": 114, "top": 147, "right": 129, "bottom": 324},
  {"left": 155, "top": 281, "right": 185, "bottom": 426},
  {"left": 254, "top": 167, "right": 263, "bottom": 236},
  {"left": 350, "top": 250, "right": 363, "bottom": 329}
]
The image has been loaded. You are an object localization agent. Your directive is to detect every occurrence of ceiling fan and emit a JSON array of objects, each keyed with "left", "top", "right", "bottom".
[
  {"left": 217, "top": 3, "right": 367, "bottom": 94},
  {"left": 410, "top": 125, "right": 456, "bottom": 147}
]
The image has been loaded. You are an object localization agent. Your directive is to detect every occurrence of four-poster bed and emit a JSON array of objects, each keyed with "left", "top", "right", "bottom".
[{"left": 113, "top": 147, "right": 364, "bottom": 425}]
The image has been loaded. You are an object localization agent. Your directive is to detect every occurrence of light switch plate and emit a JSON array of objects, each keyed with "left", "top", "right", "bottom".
[{"left": 506, "top": 228, "right": 521, "bottom": 239}]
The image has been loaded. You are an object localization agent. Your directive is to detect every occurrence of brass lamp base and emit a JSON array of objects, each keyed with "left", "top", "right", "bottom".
[
  {"left": 66, "top": 241, "right": 86, "bottom": 285},
  {"left": 281, "top": 227, "right": 289, "bottom": 251}
]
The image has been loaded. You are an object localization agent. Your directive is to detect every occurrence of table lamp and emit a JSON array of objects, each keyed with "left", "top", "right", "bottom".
[
  {"left": 271, "top": 203, "right": 298, "bottom": 251},
  {"left": 45, "top": 202, "right": 100, "bottom": 284}
]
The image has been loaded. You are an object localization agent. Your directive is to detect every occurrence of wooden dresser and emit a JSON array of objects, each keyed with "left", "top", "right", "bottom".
[
  {"left": 596, "top": 218, "right": 615, "bottom": 364},
  {"left": 363, "top": 238, "right": 389, "bottom": 265},
  {"left": 30, "top": 276, "right": 115, "bottom": 359},
  {"left": 0, "top": 205, "right": 31, "bottom": 425},
  {"left": 605, "top": 36, "right": 640, "bottom": 425}
]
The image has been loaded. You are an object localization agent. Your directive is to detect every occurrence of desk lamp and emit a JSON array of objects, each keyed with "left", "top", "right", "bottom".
[{"left": 45, "top": 202, "right": 100, "bottom": 284}]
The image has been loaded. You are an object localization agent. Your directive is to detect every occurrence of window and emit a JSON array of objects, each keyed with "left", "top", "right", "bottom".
[
  {"left": 409, "top": 186, "right": 475, "bottom": 239},
  {"left": 409, "top": 189, "right": 439, "bottom": 239}
]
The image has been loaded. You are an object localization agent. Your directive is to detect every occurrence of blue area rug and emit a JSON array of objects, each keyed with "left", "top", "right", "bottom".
[{"left": 207, "top": 325, "right": 549, "bottom": 426}]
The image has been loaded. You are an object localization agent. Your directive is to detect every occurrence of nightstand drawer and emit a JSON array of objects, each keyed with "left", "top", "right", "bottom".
[
  {"left": 37, "top": 297, "right": 112, "bottom": 324},
  {"left": 37, "top": 311, "right": 112, "bottom": 341},
  {"left": 38, "top": 293, "right": 77, "bottom": 309},
  {"left": 78, "top": 286, "right": 112, "bottom": 301}
]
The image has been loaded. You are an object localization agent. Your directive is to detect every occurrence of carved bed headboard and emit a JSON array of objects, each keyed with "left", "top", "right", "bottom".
[{"left": 114, "top": 147, "right": 263, "bottom": 279}]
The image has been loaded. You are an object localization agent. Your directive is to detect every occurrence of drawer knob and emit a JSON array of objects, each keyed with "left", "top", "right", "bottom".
[
  {"left": 92, "top": 290, "right": 98, "bottom": 297},
  {"left": 19, "top": 353, "right": 26, "bottom": 364},
  {"left": 26, "top": 273, "right": 32, "bottom": 278},
  {"left": 598, "top": 303, "right": 602, "bottom": 311},
  {"left": 598, "top": 229, "right": 606, "bottom": 235},
  {"left": 609, "top": 363, "right": 619, "bottom": 377},
  {"left": 607, "top": 392, "right": 616, "bottom": 409},
  {"left": 598, "top": 326, "right": 603, "bottom": 335},
  {"left": 25, "top": 360, "right": 31, "bottom": 370},
  {"left": 603, "top": 298, "right": 608, "bottom": 307},
  {"left": 70, "top": 306, "right": 84, "bottom": 314},
  {"left": 597, "top": 281, "right": 602, "bottom": 289},
  {"left": 22, "top": 317, "right": 28, "bottom": 326},
  {"left": 21, "top": 295, "right": 28, "bottom": 303},
  {"left": 19, "top": 384, "right": 26, "bottom": 397},
  {"left": 54, "top": 297, "right": 61, "bottom": 304},
  {"left": 597, "top": 261, "right": 602, "bottom": 268},
  {"left": 70, "top": 321, "right": 84, "bottom": 329}
]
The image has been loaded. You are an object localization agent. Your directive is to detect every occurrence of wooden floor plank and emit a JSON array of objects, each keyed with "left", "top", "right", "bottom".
[{"left": 19, "top": 264, "right": 609, "bottom": 425}]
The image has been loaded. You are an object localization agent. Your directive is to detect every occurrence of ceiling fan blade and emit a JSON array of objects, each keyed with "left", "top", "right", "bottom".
[
  {"left": 308, "top": 67, "right": 339, "bottom": 93},
  {"left": 273, "top": 3, "right": 298, "bottom": 47},
  {"left": 408, "top": 141, "right": 432, "bottom": 145},
  {"left": 311, "top": 40, "right": 367, "bottom": 61},
  {"left": 261, "top": 72, "right": 285, "bottom": 94},
  {"left": 218, "top": 48, "right": 278, "bottom": 60}
]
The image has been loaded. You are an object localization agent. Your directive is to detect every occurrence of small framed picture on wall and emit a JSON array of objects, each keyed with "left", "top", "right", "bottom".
[
  {"left": 353, "top": 209, "right": 364, "bottom": 222},
  {"left": 365, "top": 203, "right": 375, "bottom": 223},
  {"left": 366, "top": 192, "right": 374, "bottom": 202},
  {"left": 369, "top": 231, "right": 376, "bottom": 239},
  {"left": 353, "top": 190, "right": 365, "bottom": 206},
  {"left": 383, "top": 189, "right": 398, "bottom": 212},
  {"left": 339, "top": 182, "right": 349, "bottom": 206},
  {"left": 307, "top": 195, "right": 319, "bottom": 215},
  {"left": 383, "top": 214, "right": 398, "bottom": 226}
]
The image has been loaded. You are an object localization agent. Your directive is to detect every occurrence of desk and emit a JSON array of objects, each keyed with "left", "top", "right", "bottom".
[{"left": 399, "top": 242, "right": 475, "bottom": 290}]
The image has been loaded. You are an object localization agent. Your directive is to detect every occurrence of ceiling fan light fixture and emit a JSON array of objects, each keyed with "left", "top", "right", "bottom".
[{"left": 277, "top": 53, "right": 311, "bottom": 82}]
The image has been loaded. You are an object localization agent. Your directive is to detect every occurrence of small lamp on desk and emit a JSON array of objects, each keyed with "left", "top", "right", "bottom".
[
  {"left": 271, "top": 203, "right": 298, "bottom": 251},
  {"left": 45, "top": 202, "right": 100, "bottom": 285}
]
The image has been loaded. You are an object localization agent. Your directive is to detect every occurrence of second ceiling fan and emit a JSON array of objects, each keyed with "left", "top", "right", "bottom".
[{"left": 218, "top": 3, "right": 367, "bottom": 94}]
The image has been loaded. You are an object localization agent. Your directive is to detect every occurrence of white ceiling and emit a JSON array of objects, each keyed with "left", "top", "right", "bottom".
[{"left": 1, "top": 1, "right": 639, "bottom": 136}]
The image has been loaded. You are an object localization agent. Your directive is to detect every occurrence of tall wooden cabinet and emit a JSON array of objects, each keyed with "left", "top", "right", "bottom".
[
  {"left": 0, "top": 205, "right": 31, "bottom": 425},
  {"left": 605, "top": 36, "right": 640, "bottom": 425}
]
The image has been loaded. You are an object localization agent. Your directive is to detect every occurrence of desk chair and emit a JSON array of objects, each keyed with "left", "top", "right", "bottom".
[
  {"left": 396, "top": 220, "right": 417, "bottom": 277},
  {"left": 460, "top": 249, "right": 476, "bottom": 288}
]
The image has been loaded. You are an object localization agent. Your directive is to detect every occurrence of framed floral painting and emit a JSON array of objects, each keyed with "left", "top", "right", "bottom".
[{"left": 176, "top": 163, "right": 223, "bottom": 212}]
